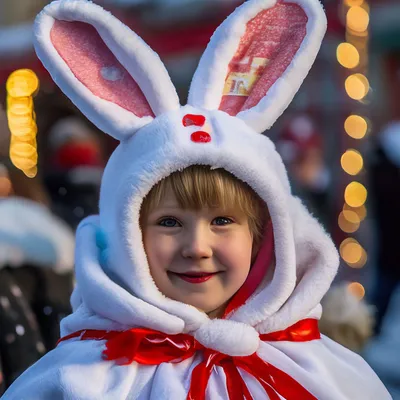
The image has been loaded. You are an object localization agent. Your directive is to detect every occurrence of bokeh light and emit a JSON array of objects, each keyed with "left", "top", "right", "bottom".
[
  {"left": 344, "top": 115, "right": 368, "bottom": 139},
  {"left": 345, "top": 74, "right": 370, "bottom": 100},
  {"left": 0, "top": 176, "right": 12, "bottom": 197},
  {"left": 343, "top": 203, "right": 367, "bottom": 221},
  {"left": 337, "top": 43, "right": 360, "bottom": 69},
  {"left": 350, "top": 248, "right": 368, "bottom": 269},
  {"left": 6, "top": 69, "right": 39, "bottom": 178},
  {"left": 338, "top": 211, "right": 360, "bottom": 233},
  {"left": 347, "top": 282, "right": 366, "bottom": 300},
  {"left": 340, "top": 238, "right": 364, "bottom": 264},
  {"left": 345, "top": 181, "right": 367, "bottom": 207},
  {"left": 6, "top": 69, "right": 39, "bottom": 98},
  {"left": 341, "top": 149, "right": 364, "bottom": 176},
  {"left": 344, "top": 0, "right": 364, "bottom": 6},
  {"left": 347, "top": 6, "right": 370, "bottom": 33}
]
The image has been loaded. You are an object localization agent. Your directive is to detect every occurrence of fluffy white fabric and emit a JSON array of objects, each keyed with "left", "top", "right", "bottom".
[
  {"left": 2, "top": 331, "right": 390, "bottom": 399},
  {"left": 188, "top": 0, "right": 327, "bottom": 133},
  {"left": 194, "top": 319, "right": 260, "bottom": 356},
  {"left": 3, "top": 0, "right": 391, "bottom": 399},
  {"left": 34, "top": 0, "right": 180, "bottom": 140}
]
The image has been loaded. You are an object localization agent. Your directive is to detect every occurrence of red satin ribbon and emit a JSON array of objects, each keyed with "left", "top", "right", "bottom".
[{"left": 58, "top": 319, "right": 319, "bottom": 399}]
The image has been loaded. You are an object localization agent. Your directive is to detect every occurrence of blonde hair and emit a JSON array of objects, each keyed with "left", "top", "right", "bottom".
[{"left": 140, "top": 165, "right": 267, "bottom": 244}]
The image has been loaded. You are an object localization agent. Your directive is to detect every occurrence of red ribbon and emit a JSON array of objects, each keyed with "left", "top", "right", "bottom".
[{"left": 58, "top": 319, "right": 320, "bottom": 400}]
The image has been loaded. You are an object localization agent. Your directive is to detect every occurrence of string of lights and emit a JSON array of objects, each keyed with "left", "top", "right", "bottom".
[
  {"left": 337, "top": 0, "right": 370, "bottom": 300},
  {"left": 6, "top": 69, "right": 39, "bottom": 178}
]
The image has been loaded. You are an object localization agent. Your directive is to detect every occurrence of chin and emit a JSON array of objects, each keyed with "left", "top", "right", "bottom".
[{"left": 183, "top": 298, "right": 222, "bottom": 314}]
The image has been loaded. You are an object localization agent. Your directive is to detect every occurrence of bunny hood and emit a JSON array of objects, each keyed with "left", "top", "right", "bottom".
[
  {"left": 2, "top": 1, "right": 390, "bottom": 399},
  {"left": 35, "top": 0, "right": 338, "bottom": 341}
]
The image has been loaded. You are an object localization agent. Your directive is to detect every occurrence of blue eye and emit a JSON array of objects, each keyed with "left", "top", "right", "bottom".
[
  {"left": 158, "top": 218, "right": 180, "bottom": 228},
  {"left": 212, "top": 217, "right": 233, "bottom": 226}
]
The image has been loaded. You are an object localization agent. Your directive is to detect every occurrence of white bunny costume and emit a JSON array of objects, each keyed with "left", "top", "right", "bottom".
[{"left": 2, "top": 0, "right": 390, "bottom": 399}]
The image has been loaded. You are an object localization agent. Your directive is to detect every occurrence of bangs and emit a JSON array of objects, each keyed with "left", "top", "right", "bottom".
[{"left": 140, "top": 165, "right": 267, "bottom": 243}]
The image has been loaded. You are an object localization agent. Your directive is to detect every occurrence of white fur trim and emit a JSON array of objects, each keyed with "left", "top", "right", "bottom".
[
  {"left": 66, "top": 216, "right": 187, "bottom": 335},
  {"left": 253, "top": 197, "right": 339, "bottom": 333},
  {"left": 194, "top": 319, "right": 260, "bottom": 356},
  {"left": 97, "top": 107, "right": 296, "bottom": 333},
  {"left": 188, "top": 0, "right": 327, "bottom": 133},
  {"left": 34, "top": 0, "right": 180, "bottom": 140}
]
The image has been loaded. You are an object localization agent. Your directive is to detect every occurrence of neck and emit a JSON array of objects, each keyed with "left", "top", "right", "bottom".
[{"left": 206, "top": 302, "right": 228, "bottom": 319}]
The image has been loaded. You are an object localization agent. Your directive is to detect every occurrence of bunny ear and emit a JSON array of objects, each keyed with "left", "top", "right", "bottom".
[
  {"left": 188, "top": 0, "right": 326, "bottom": 133},
  {"left": 34, "top": 0, "right": 180, "bottom": 141}
]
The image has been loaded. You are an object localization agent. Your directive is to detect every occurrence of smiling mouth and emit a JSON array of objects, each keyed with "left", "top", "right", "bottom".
[{"left": 170, "top": 271, "right": 220, "bottom": 284}]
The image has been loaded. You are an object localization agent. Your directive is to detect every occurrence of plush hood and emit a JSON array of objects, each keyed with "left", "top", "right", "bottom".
[{"left": 33, "top": 0, "right": 338, "bottom": 356}]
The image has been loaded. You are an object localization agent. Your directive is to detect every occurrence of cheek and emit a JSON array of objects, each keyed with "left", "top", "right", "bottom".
[
  {"left": 218, "top": 231, "right": 253, "bottom": 274},
  {"left": 143, "top": 230, "right": 176, "bottom": 272}
]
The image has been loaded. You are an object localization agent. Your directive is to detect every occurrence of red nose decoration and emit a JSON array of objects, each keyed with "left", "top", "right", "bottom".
[
  {"left": 182, "top": 114, "right": 206, "bottom": 127},
  {"left": 191, "top": 131, "right": 211, "bottom": 143}
]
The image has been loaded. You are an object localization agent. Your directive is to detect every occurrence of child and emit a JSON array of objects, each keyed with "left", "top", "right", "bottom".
[{"left": 2, "top": 0, "right": 390, "bottom": 398}]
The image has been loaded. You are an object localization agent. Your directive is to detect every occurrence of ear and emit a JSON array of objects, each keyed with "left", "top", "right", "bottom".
[
  {"left": 188, "top": 0, "right": 326, "bottom": 133},
  {"left": 34, "top": 0, "right": 180, "bottom": 141}
]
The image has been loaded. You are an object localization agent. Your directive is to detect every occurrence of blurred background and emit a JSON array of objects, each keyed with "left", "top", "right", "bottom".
[{"left": 0, "top": 0, "right": 399, "bottom": 396}]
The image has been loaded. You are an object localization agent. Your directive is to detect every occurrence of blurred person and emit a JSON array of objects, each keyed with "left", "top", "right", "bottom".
[
  {"left": 44, "top": 116, "right": 105, "bottom": 229},
  {"left": 0, "top": 164, "right": 75, "bottom": 395},
  {"left": 369, "top": 121, "right": 400, "bottom": 335},
  {"left": 320, "top": 283, "right": 375, "bottom": 354},
  {"left": 276, "top": 114, "right": 331, "bottom": 226}
]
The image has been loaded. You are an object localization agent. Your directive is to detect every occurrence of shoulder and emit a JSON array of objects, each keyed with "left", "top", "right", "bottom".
[
  {"left": 257, "top": 336, "right": 391, "bottom": 400},
  {"left": 2, "top": 341, "right": 106, "bottom": 400}
]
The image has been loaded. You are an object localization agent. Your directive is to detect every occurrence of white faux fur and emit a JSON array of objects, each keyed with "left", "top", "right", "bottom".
[
  {"left": 34, "top": 0, "right": 180, "bottom": 140},
  {"left": 194, "top": 319, "right": 260, "bottom": 356},
  {"left": 99, "top": 106, "right": 301, "bottom": 335},
  {"left": 3, "top": 1, "right": 390, "bottom": 399},
  {"left": 188, "top": 0, "right": 327, "bottom": 133}
]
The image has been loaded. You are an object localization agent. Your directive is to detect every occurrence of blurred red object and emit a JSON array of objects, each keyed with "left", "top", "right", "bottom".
[
  {"left": 278, "top": 114, "right": 322, "bottom": 164},
  {"left": 52, "top": 142, "right": 103, "bottom": 170}
]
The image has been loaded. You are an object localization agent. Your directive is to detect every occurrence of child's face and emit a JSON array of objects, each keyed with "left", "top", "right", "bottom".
[{"left": 142, "top": 186, "right": 254, "bottom": 318}]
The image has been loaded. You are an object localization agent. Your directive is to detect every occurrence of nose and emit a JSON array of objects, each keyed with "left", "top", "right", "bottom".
[{"left": 181, "top": 224, "right": 213, "bottom": 260}]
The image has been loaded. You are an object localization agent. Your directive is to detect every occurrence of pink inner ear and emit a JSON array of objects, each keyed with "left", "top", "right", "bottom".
[
  {"left": 219, "top": 1, "right": 308, "bottom": 116},
  {"left": 51, "top": 21, "right": 155, "bottom": 118}
]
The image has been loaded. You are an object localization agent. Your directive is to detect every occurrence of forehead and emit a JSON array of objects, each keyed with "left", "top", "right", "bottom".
[{"left": 149, "top": 185, "right": 247, "bottom": 214}]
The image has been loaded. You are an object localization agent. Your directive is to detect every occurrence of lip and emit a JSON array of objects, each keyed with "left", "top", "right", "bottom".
[{"left": 170, "top": 271, "right": 219, "bottom": 284}]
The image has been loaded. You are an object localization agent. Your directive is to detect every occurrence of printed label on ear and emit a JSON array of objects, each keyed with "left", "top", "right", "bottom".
[{"left": 219, "top": 2, "right": 307, "bottom": 116}]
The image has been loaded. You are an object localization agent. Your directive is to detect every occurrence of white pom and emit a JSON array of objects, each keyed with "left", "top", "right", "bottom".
[{"left": 194, "top": 319, "right": 260, "bottom": 357}]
